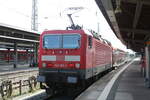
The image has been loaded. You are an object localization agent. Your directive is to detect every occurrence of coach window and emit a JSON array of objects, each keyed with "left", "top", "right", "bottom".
[{"left": 88, "top": 36, "right": 92, "bottom": 49}]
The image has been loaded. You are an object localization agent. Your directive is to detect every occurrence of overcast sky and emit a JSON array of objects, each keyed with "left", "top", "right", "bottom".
[{"left": 0, "top": 0, "right": 133, "bottom": 53}]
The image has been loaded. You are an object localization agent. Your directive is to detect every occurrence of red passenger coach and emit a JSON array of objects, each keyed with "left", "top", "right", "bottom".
[
  {"left": 37, "top": 29, "right": 113, "bottom": 93},
  {"left": 113, "top": 48, "right": 127, "bottom": 67}
]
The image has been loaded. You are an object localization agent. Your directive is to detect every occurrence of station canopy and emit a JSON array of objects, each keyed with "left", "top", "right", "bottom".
[
  {"left": 96, "top": 0, "right": 150, "bottom": 52},
  {"left": 0, "top": 23, "right": 40, "bottom": 49}
]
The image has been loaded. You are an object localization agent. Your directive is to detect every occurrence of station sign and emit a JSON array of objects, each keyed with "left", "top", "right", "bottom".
[{"left": 146, "top": 41, "right": 150, "bottom": 45}]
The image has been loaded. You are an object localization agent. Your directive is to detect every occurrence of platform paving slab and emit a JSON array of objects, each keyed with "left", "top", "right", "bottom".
[{"left": 114, "top": 61, "right": 150, "bottom": 100}]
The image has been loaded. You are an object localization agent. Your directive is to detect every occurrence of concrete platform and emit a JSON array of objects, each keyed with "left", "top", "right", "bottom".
[
  {"left": 0, "top": 64, "right": 38, "bottom": 74},
  {"left": 76, "top": 58, "right": 150, "bottom": 100},
  {"left": 113, "top": 60, "right": 150, "bottom": 100}
]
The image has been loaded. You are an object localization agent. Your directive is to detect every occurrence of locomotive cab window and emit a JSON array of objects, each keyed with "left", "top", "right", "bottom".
[
  {"left": 63, "top": 34, "right": 81, "bottom": 49},
  {"left": 43, "top": 34, "right": 81, "bottom": 49},
  {"left": 88, "top": 36, "right": 92, "bottom": 49},
  {"left": 43, "top": 35, "right": 61, "bottom": 49}
]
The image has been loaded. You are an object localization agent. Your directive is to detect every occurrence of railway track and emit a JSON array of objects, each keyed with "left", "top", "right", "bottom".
[
  {"left": 0, "top": 68, "right": 39, "bottom": 99},
  {"left": 46, "top": 94, "right": 76, "bottom": 100}
]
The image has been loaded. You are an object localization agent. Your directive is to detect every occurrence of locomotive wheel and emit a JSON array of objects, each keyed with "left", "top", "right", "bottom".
[
  {"left": 81, "top": 80, "right": 86, "bottom": 88},
  {"left": 94, "top": 75, "right": 99, "bottom": 81},
  {"left": 46, "top": 88, "right": 55, "bottom": 95}
]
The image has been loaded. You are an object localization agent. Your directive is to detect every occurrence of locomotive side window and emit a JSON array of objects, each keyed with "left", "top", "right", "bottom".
[{"left": 88, "top": 36, "right": 92, "bottom": 49}]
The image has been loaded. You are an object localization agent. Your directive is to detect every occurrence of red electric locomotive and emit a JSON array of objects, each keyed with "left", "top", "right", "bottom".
[{"left": 37, "top": 29, "right": 113, "bottom": 93}]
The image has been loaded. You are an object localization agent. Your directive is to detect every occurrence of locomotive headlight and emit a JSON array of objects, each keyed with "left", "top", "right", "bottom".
[
  {"left": 75, "top": 63, "right": 80, "bottom": 68},
  {"left": 42, "top": 62, "right": 46, "bottom": 67}
]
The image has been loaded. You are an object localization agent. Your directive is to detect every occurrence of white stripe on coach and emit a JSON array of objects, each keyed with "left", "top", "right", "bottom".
[
  {"left": 65, "top": 55, "right": 80, "bottom": 61},
  {"left": 42, "top": 55, "right": 56, "bottom": 61}
]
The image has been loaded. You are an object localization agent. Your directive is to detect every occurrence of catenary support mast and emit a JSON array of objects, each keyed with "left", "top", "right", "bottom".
[{"left": 31, "top": 0, "right": 38, "bottom": 31}]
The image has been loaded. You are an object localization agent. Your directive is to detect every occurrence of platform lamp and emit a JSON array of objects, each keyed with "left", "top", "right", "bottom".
[
  {"left": 145, "top": 40, "right": 150, "bottom": 88},
  {"left": 115, "top": 0, "right": 122, "bottom": 14},
  {"left": 127, "top": 41, "right": 130, "bottom": 49}
]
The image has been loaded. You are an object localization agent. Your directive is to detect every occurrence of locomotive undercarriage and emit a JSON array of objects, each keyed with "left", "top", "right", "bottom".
[
  {"left": 38, "top": 68, "right": 87, "bottom": 94},
  {"left": 38, "top": 64, "right": 112, "bottom": 95}
]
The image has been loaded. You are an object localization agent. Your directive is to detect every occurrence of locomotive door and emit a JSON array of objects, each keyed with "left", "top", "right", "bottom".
[{"left": 87, "top": 36, "right": 94, "bottom": 78}]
